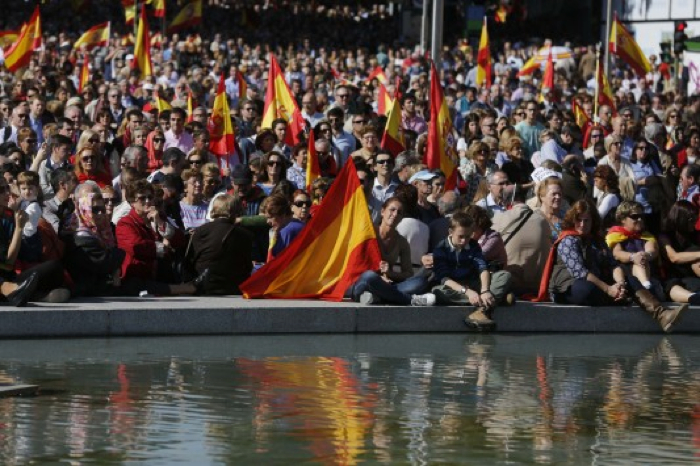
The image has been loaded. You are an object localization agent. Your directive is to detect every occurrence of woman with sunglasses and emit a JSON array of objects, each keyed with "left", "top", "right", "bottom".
[
  {"left": 582, "top": 124, "right": 605, "bottom": 160},
  {"left": 258, "top": 151, "right": 287, "bottom": 196},
  {"left": 65, "top": 183, "right": 125, "bottom": 297},
  {"left": 146, "top": 128, "right": 166, "bottom": 171},
  {"left": 75, "top": 147, "right": 111, "bottom": 188},
  {"left": 291, "top": 190, "right": 312, "bottom": 223},
  {"left": 460, "top": 140, "right": 498, "bottom": 205},
  {"left": 100, "top": 185, "right": 118, "bottom": 224}
]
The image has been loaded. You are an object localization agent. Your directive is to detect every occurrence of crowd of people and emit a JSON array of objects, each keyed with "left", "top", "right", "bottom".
[{"left": 1, "top": 5, "right": 699, "bottom": 333}]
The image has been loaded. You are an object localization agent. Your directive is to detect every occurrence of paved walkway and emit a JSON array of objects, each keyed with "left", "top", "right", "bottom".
[{"left": 0, "top": 297, "right": 698, "bottom": 336}]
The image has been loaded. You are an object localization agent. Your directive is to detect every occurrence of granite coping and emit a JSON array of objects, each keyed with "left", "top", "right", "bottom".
[{"left": 0, "top": 297, "right": 697, "bottom": 337}]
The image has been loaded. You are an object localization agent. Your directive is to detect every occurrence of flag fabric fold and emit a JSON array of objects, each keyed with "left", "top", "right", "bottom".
[
  {"left": 73, "top": 21, "right": 110, "bottom": 50},
  {"left": 425, "top": 63, "right": 458, "bottom": 190},
  {"left": 538, "top": 48, "right": 554, "bottom": 102},
  {"left": 148, "top": 0, "right": 166, "bottom": 18},
  {"left": 476, "top": 17, "right": 491, "bottom": 88},
  {"left": 516, "top": 55, "right": 538, "bottom": 77},
  {"left": 208, "top": 74, "right": 236, "bottom": 160},
  {"left": 186, "top": 91, "right": 195, "bottom": 123},
  {"left": 572, "top": 99, "right": 590, "bottom": 128},
  {"left": 240, "top": 159, "right": 381, "bottom": 301},
  {"left": 236, "top": 70, "right": 248, "bottom": 100},
  {"left": 376, "top": 82, "right": 394, "bottom": 117},
  {"left": 306, "top": 130, "right": 320, "bottom": 194},
  {"left": 597, "top": 62, "right": 616, "bottom": 112},
  {"left": 154, "top": 88, "right": 172, "bottom": 113},
  {"left": 168, "top": 0, "right": 203, "bottom": 34},
  {"left": 609, "top": 16, "right": 652, "bottom": 77},
  {"left": 262, "top": 54, "right": 305, "bottom": 145},
  {"left": 365, "top": 66, "right": 388, "bottom": 85},
  {"left": 0, "top": 31, "right": 18, "bottom": 51},
  {"left": 381, "top": 100, "right": 405, "bottom": 157},
  {"left": 122, "top": 0, "right": 136, "bottom": 26},
  {"left": 132, "top": 5, "right": 153, "bottom": 78},
  {"left": 4, "top": 7, "right": 41, "bottom": 72},
  {"left": 78, "top": 54, "right": 90, "bottom": 94}
]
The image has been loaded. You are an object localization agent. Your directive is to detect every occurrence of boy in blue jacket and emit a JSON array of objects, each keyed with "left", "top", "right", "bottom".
[{"left": 432, "top": 212, "right": 511, "bottom": 330}]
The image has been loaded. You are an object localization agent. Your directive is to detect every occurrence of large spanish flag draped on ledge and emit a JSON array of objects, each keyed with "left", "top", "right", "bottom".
[
  {"left": 241, "top": 159, "right": 381, "bottom": 301},
  {"left": 381, "top": 99, "right": 404, "bottom": 156},
  {"left": 262, "top": 54, "right": 305, "bottom": 145},
  {"left": 208, "top": 74, "right": 235, "bottom": 158},
  {"left": 609, "top": 14, "right": 651, "bottom": 77},
  {"left": 425, "top": 63, "right": 458, "bottom": 190}
]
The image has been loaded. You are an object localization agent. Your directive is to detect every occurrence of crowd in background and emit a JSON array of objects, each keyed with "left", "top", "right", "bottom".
[{"left": 0, "top": 3, "right": 699, "bottom": 332}]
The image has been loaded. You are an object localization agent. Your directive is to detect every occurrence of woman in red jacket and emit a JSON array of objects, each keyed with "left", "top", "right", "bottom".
[
  {"left": 75, "top": 147, "right": 112, "bottom": 187},
  {"left": 115, "top": 179, "right": 206, "bottom": 296}
]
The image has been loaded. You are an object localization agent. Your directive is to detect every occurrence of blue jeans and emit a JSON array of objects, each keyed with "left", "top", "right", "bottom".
[{"left": 348, "top": 271, "right": 429, "bottom": 305}]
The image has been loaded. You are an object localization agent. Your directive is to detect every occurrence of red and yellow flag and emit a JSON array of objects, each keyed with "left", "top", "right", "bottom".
[
  {"left": 208, "top": 74, "right": 236, "bottom": 158},
  {"left": 4, "top": 7, "right": 41, "bottom": 73},
  {"left": 516, "top": 55, "right": 539, "bottom": 77},
  {"left": 122, "top": 0, "right": 136, "bottom": 26},
  {"left": 425, "top": 62, "right": 458, "bottom": 190},
  {"left": 147, "top": 0, "right": 166, "bottom": 18},
  {"left": 236, "top": 70, "right": 248, "bottom": 99},
  {"left": 381, "top": 100, "right": 405, "bottom": 157},
  {"left": 168, "top": 0, "right": 203, "bottom": 34},
  {"left": 538, "top": 48, "right": 554, "bottom": 102},
  {"left": 376, "top": 82, "right": 394, "bottom": 117},
  {"left": 262, "top": 54, "right": 305, "bottom": 145},
  {"left": 609, "top": 15, "right": 651, "bottom": 77},
  {"left": 476, "top": 17, "right": 491, "bottom": 88},
  {"left": 78, "top": 54, "right": 90, "bottom": 94},
  {"left": 73, "top": 21, "right": 110, "bottom": 50},
  {"left": 365, "top": 66, "right": 388, "bottom": 85},
  {"left": 240, "top": 159, "right": 381, "bottom": 301},
  {"left": 306, "top": 129, "right": 320, "bottom": 194},
  {"left": 154, "top": 88, "right": 172, "bottom": 113},
  {"left": 572, "top": 99, "right": 590, "bottom": 128},
  {"left": 150, "top": 31, "right": 163, "bottom": 48},
  {"left": 597, "top": 63, "right": 615, "bottom": 112},
  {"left": 0, "top": 31, "right": 18, "bottom": 52},
  {"left": 186, "top": 91, "right": 194, "bottom": 123},
  {"left": 131, "top": 5, "right": 153, "bottom": 78}
]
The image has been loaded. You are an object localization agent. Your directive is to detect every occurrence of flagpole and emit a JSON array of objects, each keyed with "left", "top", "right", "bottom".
[
  {"left": 594, "top": 43, "right": 600, "bottom": 124},
  {"left": 604, "top": 0, "right": 612, "bottom": 78},
  {"left": 431, "top": 0, "right": 444, "bottom": 70}
]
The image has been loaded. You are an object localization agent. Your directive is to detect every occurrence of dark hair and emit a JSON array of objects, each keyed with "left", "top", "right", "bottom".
[
  {"left": 327, "top": 107, "right": 344, "bottom": 120},
  {"left": 125, "top": 179, "right": 153, "bottom": 203},
  {"left": 50, "top": 134, "right": 73, "bottom": 153},
  {"left": 593, "top": 164, "right": 619, "bottom": 192},
  {"left": 561, "top": 199, "right": 602, "bottom": 238},
  {"left": 462, "top": 204, "right": 492, "bottom": 231},
  {"left": 170, "top": 107, "right": 186, "bottom": 120},
  {"left": 49, "top": 167, "right": 75, "bottom": 193},
  {"left": 271, "top": 118, "right": 287, "bottom": 129},
  {"left": 162, "top": 147, "right": 185, "bottom": 166},
  {"left": 450, "top": 211, "right": 474, "bottom": 229},
  {"left": 393, "top": 184, "right": 418, "bottom": 219},
  {"left": 261, "top": 193, "right": 292, "bottom": 217},
  {"left": 662, "top": 200, "right": 699, "bottom": 237},
  {"left": 271, "top": 179, "right": 295, "bottom": 201},
  {"left": 254, "top": 129, "right": 277, "bottom": 151},
  {"left": 682, "top": 163, "right": 700, "bottom": 182}
]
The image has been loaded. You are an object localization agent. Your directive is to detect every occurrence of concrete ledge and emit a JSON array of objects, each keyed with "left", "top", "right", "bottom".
[{"left": 0, "top": 297, "right": 697, "bottom": 337}]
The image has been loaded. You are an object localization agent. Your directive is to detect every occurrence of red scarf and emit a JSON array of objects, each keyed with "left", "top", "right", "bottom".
[{"left": 534, "top": 230, "right": 583, "bottom": 302}]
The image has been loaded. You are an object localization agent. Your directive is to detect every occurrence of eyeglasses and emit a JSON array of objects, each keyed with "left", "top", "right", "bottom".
[
  {"left": 491, "top": 181, "right": 509, "bottom": 186},
  {"left": 103, "top": 198, "right": 116, "bottom": 205},
  {"left": 189, "top": 159, "right": 203, "bottom": 165},
  {"left": 635, "top": 145, "right": 647, "bottom": 150},
  {"left": 628, "top": 213, "right": 644, "bottom": 221},
  {"left": 670, "top": 114, "right": 679, "bottom": 118},
  {"left": 16, "top": 114, "right": 28, "bottom": 119},
  {"left": 353, "top": 120, "right": 365, "bottom": 124},
  {"left": 328, "top": 117, "right": 340, "bottom": 122},
  {"left": 321, "top": 128, "right": 331, "bottom": 133},
  {"left": 337, "top": 94, "right": 349, "bottom": 99},
  {"left": 293, "top": 200, "right": 312, "bottom": 207},
  {"left": 153, "top": 138, "right": 164, "bottom": 143},
  {"left": 88, "top": 138, "right": 100, "bottom": 144},
  {"left": 376, "top": 159, "right": 393, "bottom": 165},
  {"left": 136, "top": 195, "right": 153, "bottom": 202},
  {"left": 81, "top": 156, "right": 95, "bottom": 162},
  {"left": 267, "top": 161, "right": 281, "bottom": 167},
  {"left": 482, "top": 123, "right": 496, "bottom": 128},
  {"left": 243, "top": 107, "right": 255, "bottom": 112},
  {"left": 590, "top": 134, "right": 602, "bottom": 138},
  {"left": 24, "top": 139, "right": 37, "bottom": 144},
  {"left": 92, "top": 207, "right": 106, "bottom": 215}
]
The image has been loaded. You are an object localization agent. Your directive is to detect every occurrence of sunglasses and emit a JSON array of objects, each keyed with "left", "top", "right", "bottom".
[
  {"left": 103, "top": 198, "right": 116, "bottom": 205},
  {"left": 376, "top": 159, "right": 393, "bottom": 165},
  {"left": 81, "top": 156, "right": 95, "bottom": 162},
  {"left": 628, "top": 213, "right": 644, "bottom": 221},
  {"left": 189, "top": 160, "right": 203, "bottom": 165},
  {"left": 153, "top": 138, "right": 165, "bottom": 143},
  {"left": 267, "top": 161, "right": 281, "bottom": 167},
  {"left": 92, "top": 207, "right": 106, "bottom": 215},
  {"left": 353, "top": 120, "right": 365, "bottom": 124},
  {"left": 293, "top": 200, "right": 312, "bottom": 208},
  {"left": 136, "top": 195, "right": 154, "bottom": 202},
  {"left": 88, "top": 138, "right": 100, "bottom": 144}
]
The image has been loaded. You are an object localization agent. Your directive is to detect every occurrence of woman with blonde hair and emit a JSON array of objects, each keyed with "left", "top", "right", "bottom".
[
  {"left": 537, "top": 177, "right": 565, "bottom": 242},
  {"left": 75, "top": 146, "right": 111, "bottom": 187},
  {"left": 459, "top": 140, "right": 498, "bottom": 204}
]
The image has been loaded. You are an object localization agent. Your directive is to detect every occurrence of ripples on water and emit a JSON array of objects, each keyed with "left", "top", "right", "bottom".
[{"left": 0, "top": 335, "right": 698, "bottom": 464}]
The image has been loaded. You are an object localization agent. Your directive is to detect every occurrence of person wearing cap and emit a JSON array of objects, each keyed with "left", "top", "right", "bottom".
[{"left": 410, "top": 169, "right": 441, "bottom": 225}]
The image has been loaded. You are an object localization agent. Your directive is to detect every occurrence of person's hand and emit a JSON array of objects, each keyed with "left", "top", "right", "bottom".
[
  {"left": 607, "top": 282, "right": 625, "bottom": 300},
  {"left": 466, "top": 288, "right": 481, "bottom": 306},
  {"left": 147, "top": 206, "right": 163, "bottom": 226},
  {"left": 421, "top": 254, "right": 434, "bottom": 269},
  {"left": 14, "top": 210, "right": 27, "bottom": 228},
  {"left": 378, "top": 261, "right": 389, "bottom": 275},
  {"left": 480, "top": 290, "right": 496, "bottom": 307},
  {"left": 36, "top": 142, "right": 48, "bottom": 161}
]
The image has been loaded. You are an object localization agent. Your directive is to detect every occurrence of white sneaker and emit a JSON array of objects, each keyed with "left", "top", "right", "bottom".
[
  {"left": 411, "top": 293, "right": 436, "bottom": 306},
  {"left": 360, "top": 291, "right": 377, "bottom": 305}
]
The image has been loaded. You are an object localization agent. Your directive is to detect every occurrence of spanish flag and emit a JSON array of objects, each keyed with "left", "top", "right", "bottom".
[
  {"left": 0, "top": 31, "right": 18, "bottom": 52},
  {"left": 572, "top": 98, "right": 589, "bottom": 128},
  {"left": 132, "top": 4, "right": 153, "bottom": 78},
  {"left": 609, "top": 15, "right": 651, "bottom": 77},
  {"left": 4, "top": 7, "right": 40, "bottom": 73},
  {"left": 208, "top": 74, "right": 236, "bottom": 158},
  {"left": 154, "top": 88, "right": 172, "bottom": 113},
  {"left": 186, "top": 91, "right": 194, "bottom": 123},
  {"left": 365, "top": 66, "right": 388, "bottom": 85},
  {"left": 262, "top": 53, "right": 305, "bottom": 145},
  {"left": 73, "top": 21, "right": 110, "bottom": 50},
  {"left": 476, "top": 17, "right": 491, "bottom": 88},
  {"left": 168, "top": 0, "right": 203, "bottom": 34},
  {"left": 122, "top": 0, "right": 135, "bottom": 26},
  {"left": 306, "top": 128, "right": 320, "bottom": 194},
  {"left": 516, "top": 55, "right": 539, "bottom": 77},
  {"left": 150, "top": 31, "right": 163, "bottom": 48},
  {"left": 147, "top": 0, "right": 166, "bottom": 18},
  {"left": 538, "top": 47, "right": 554, "bottom": 102},
  {"left": 376, "top": 82, "right": 394, "bottom": 117},
  {"left": 425, "top": 63, "right": 458, "bottom": 190},
  {"left": 381, "top": 100, "right": 405, "bottom": 157},
  {"left": 597, "top": 61, "right": 616, "bottom": 112},
  {"left": 78, "top": 54, "right": 90, "bottom": 94},
  {"left": 240, "top": 158, "right": 381, "bottom": 301},
  {"left": 236, "top": 70, "right": 248, "bottom": 99}
]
